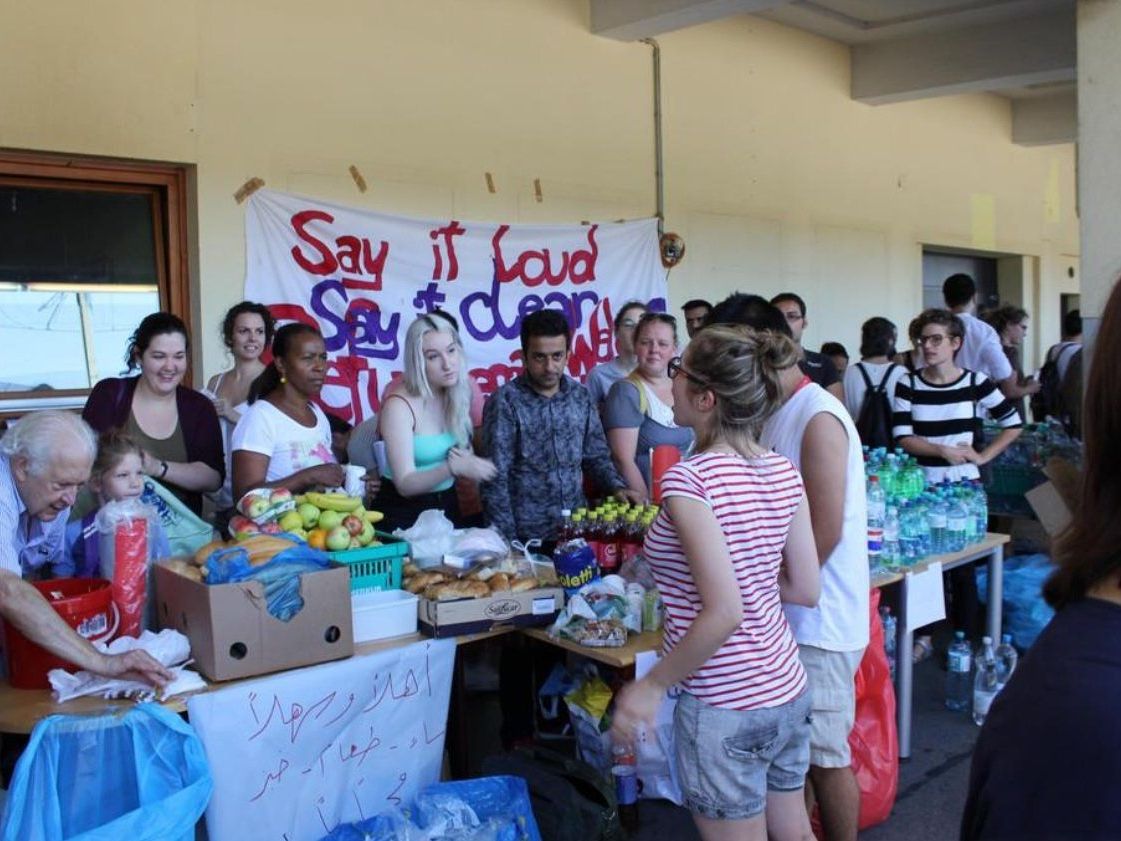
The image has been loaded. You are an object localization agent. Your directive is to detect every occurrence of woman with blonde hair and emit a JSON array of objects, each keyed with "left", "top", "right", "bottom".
[
  {"left": 612, "top": 325, "right": 820, "bottom": 841},
  {"left": 373, "top": 314, "right": 495, "bottom": 531}
]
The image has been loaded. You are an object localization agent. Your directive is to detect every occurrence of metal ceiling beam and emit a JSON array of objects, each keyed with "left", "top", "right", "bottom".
[
  {"left": 590, "top": 0, "right": 787, "bottom": 41},
  {"left": 851, "top": 9, "right": 1075, "bottom": 104}
]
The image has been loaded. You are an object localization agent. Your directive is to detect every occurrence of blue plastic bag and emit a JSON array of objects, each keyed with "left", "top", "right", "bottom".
[
  {"left": 205, "top": 539, "right": 333, "bottom": 621},
  {"left": 0, "top": 704, "right": 212, "bottom": 841},
  {"left": 977, "top": 553, "right": 1057, "bottom": 649},
  {"left": 320, "top": 776, "right": 541, "bottom": 841}
]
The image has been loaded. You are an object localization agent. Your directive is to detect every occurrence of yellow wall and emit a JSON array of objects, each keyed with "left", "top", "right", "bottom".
[{"left": 1, "top": 0, "right": 1079, "bottom": 376}]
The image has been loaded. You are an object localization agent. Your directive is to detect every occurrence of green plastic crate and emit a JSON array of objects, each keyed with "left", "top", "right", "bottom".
[{"left": 328, "top": 532, "right": 409, "bottom": 593}]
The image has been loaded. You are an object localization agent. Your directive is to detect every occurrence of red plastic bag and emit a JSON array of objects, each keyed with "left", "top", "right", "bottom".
[{"left": 812, "top": 588, "right": 898, "bottom": 835}]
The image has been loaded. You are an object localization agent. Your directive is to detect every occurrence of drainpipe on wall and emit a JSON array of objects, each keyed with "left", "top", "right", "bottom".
[{"left": 640, "top": 37, "right": 664, "bottom": 234}]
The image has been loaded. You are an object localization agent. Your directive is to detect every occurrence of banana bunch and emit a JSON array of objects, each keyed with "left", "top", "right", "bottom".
[{"left": 301, "top": 491, "right": 363, "bottom": 512}]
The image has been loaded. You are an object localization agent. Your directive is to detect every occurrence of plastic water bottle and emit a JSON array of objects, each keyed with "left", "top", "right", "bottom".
[
  {"left": 882, "top": 507, "right": 901, "bottom": 570},
  {"left": 946, "top": 631, "right": 972, "bottom": 712},
  {"left": 899, "top": 503, "right": 920, "bottom": 565},
  {"left": 946, "top": 495, "right": 968, "bottom": 553},
  {"left": 915, "top": 498, "right": 933, "bottom": 559},
  {"left": 972, "top": 636, "right": 999, "bottom": 725},
  {"left": 867, "top": 476, "right": 886, "bottom": 565},
  {"left": 928, "top": 494, "right": 948, "bottom": 555},
  {"left": 971, "top": 481, "right": 989, "bottom": 542},
  {"left": 994, "top": 633, "right": 1018, "bottom": 692},
  {"left": 880, "top": 606, "right": 897, "bottom": 682}
]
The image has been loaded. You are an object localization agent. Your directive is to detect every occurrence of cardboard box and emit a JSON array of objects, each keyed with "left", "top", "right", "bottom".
[
  {"left": 154, "top": 562, "right": 354, "bottom": 681},
  {"left": 1025, "top": 457, "right": 1082, "bottom": 537},
  {"left": 415, "top": 560, "right": 564, "bottom": 638},
  {"left": 417, "top": 585, "right": 564, "bottom": 638}
]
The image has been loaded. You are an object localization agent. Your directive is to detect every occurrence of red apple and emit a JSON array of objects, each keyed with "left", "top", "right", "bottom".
[
  {"left": 269, "top": 487, "right": 293, "bottom": 505},
  {"left": 342, "top": 514, "right": 364, "bottom": 537}
]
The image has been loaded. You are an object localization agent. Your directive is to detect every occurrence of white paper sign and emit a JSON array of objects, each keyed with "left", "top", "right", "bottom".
[
  {"left": 905, "top": 561, "right": 947, "bottom": 632},
  {"left": 188, "top": 638, "right": 456, "bottom": 841}
]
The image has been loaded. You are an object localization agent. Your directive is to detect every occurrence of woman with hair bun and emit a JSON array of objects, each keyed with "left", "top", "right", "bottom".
[
  {"left": 611, "top": 325, "right": 820, "bottom": 841},
  {"left": 230, "top": 323, "right": 344, "bottom": 501},
  {"left": 373, "top": 314, "right": 495, "bottom": 531},
  {"left": 82, "top": 312, "right": 223, "bottom": 516}
]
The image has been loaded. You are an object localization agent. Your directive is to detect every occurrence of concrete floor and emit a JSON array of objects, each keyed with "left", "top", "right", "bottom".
[{"left": 462, "top": 653, "right": 978, "bottom": 841}]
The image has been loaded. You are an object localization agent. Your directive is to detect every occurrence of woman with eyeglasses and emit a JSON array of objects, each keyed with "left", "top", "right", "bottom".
[
  {"left": 585, "top": 300, "right": 648, "bottom": 409},
  {"left": 892, "top": 308, "right": 1022, "bottom": 657},
  {"left": 603, "top": 312, "right": 695, "bottom": 501},
  {"left": 611, "top": 325, "right": 820, "bottom": 841}
]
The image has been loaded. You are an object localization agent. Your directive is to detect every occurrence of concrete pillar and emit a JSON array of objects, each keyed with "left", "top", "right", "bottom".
[{"left": 1077, "top": 0, "right": 1121, "bottom": 347}]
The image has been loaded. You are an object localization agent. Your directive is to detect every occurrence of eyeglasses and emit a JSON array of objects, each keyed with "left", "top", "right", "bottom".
[
  {"left": 916, "top": 334, "right": 948, "bottom": 348},
  {"left": 667, "top": 356, "right": 708, "bottom": 387}
]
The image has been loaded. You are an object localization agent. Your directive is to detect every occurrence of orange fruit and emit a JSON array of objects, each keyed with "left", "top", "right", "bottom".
[{"left": 307, "top": 528, "right": 328, "bottom": 550}]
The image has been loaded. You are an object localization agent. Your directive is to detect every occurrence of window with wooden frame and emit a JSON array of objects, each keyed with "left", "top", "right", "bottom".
[{"left": 0, "top": 151, "right": 190, "bottom": 413}]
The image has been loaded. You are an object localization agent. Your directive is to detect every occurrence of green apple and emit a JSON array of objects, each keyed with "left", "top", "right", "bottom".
[
  {"left": 296, "top": 502, "right": 320, "bottom": 529},
  {"left": 357, "top": 521, "right": 376, "bottom": 546},
  {"left": 278, "top": 510, "right": 304, "bottom": 533},
  {"left": 325, "top": 525, "right": 352, "bottom": 552},
  {"left": 318, "top": 509, "right": 344, "bottom": 531}
]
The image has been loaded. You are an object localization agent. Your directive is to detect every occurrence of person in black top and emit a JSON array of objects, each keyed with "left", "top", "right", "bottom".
[
  {"left": 961, "top": 274, "right": 1121, "bottom": 841},
  {"left": 771, "top": 293, "right": 843, "bottom": 400}
]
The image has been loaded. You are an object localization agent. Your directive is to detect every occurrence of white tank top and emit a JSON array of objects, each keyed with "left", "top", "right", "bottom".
[{"left": 762, "top": 382, "right": 870, "bottom": 651}]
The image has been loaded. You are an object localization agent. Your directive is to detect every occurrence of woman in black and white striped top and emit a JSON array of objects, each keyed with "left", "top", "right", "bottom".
[{"left": 892, "top": 309, "right": 1022, "bottom": 484}]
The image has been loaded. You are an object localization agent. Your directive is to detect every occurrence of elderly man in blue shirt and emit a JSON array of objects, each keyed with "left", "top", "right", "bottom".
[{"left": 0, "top": 411, "right": 170, "bottom": 687}]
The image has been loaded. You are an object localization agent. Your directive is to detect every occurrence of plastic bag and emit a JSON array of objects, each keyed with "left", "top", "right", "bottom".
[
  {"left": 549, "top": 577, "right": 628, "bottom": 646},
  {"left": 206, "top": 540, "right": 333, "bottom": 621},
  {"left": 812, "top": 588, "right": 898, "bottom": 836},
  {"left": 976, "top": 553, "right": 1056, "bottom": 649},
  {"left": 0, "top": 703, "right": 212, "bottom": 841},
  {"left": 395, "top": 509, "right": 458, "bottom": 563},
  {"left": 97, "top": 498, "right": 158, "bottom": 638},
  {"left": 139, "top": 478, "right": 216, "bottom": 558},
  {"left": 320, "top": 776, "right": 541, "bottom": 841}
]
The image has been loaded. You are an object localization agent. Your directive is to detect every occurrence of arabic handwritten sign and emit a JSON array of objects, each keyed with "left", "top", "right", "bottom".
[
  {"left": 188, "top": 638, "right": 456, "bottom": 840},
  {"left": 245, "top": 189, "right": 668, "bottom": 423}
]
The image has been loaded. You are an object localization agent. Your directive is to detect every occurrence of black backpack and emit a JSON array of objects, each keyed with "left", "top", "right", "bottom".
[
  {"left": 854, "top": 363, "right": 899, "bottom": 449},
  {"left": 1031, "top": 342, "right": 1079, "bottom": 424},
  {"left": 482, "top": 745, "right": 624, "bottom": 841}
]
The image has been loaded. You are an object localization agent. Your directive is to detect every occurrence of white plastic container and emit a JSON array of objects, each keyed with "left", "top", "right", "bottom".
[{"left": 351, "top": 589, "right": 418, "bottom": 643}]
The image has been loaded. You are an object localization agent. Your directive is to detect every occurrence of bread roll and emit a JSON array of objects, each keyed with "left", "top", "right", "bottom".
[
  {"left": 488, "top": 572, "right": 511, "bottom": 592},
  {"left": 425, "top": 579, "right": 490, "bottom": 600},
  {"left": 509, "top": 576, "right": 539, "bottom": 593},
  {"left": 404, "top": 571, "right": 445, "bottom": 594}
]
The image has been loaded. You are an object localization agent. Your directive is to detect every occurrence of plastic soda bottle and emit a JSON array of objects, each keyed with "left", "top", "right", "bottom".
[
  {"left": 867, "top": 476, "right": 886, "bottom": 563},
  {"left": 612, "top": 743, "right": 640, "bottom": 831}
]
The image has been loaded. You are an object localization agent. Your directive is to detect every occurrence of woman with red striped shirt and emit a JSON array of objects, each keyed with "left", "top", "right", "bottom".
[{"left": 612, "top": 325, "right": 820, "bottom": 841}]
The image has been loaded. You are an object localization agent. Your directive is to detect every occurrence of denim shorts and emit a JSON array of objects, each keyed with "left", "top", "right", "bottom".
[{"left": 673, "top": 690, "right": 813, "bottom": 820}]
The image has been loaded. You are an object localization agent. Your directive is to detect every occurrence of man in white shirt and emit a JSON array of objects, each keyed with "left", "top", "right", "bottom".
[
  {"left": 711, "top": 293, "right": 869, "bottom": 841},
  {"left": 938, "top": 274, "right": 1040, "bottom": 404}
]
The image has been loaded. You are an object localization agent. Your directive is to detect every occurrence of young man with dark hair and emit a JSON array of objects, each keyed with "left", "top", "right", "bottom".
[
  {"left": 938, "top": 273, "right": 1040, "bottom": 404},
  {"left": 480, "top": 310, "right": 638, "bottom": 547},
  {"left": 680, "top": 298, "right": 712, "bottom": 340},
  {"left": 770, "top": 293, "right": 844, "bottom": 400},
  {"left": 843, "top": 318, "right": 906, "bottom": 434},
  {"left": 712, "top": 292, "right": 868, "bottom": 841}
]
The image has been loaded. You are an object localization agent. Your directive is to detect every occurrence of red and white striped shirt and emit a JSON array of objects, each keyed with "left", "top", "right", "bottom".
[{"left": 643, "top": 451, "right": 807, "bottom": 710}]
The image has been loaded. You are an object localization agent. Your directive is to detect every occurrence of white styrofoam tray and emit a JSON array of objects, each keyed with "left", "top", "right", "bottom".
[{"left": 351, "top": 589, "right": 418, "bottom": 643}]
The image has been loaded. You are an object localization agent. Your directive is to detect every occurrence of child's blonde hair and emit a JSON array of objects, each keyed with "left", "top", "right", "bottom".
[{"left": 92, "top": 431, "right": 144, "bottom": 480}]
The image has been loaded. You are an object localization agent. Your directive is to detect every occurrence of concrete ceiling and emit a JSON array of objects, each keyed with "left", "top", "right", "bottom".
[{"left": 590, "top": 0, "right": 1077, "bottom": 145}]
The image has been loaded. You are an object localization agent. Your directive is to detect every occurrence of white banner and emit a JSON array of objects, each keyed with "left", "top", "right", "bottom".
[
  {"left": 245, "top": 189, "right": 668, "bottom": 424},
  {"left": 188, "top": 638, "right": 456, "bottom": 841}
]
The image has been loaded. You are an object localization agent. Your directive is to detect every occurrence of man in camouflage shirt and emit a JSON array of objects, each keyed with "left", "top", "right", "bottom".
[{"left": 481, "top": 309, "right": 637, "bottom": 546}]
